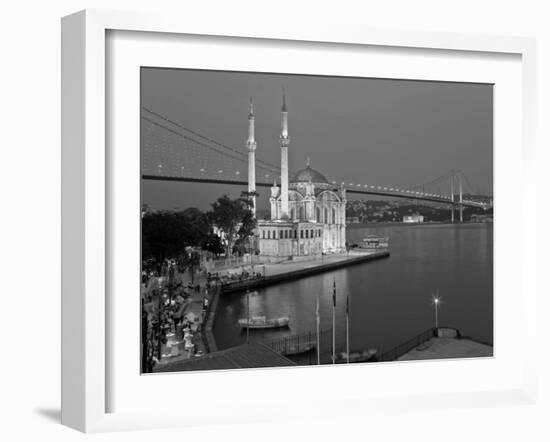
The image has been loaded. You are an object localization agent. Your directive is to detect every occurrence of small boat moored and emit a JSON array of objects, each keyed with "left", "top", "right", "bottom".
[
  {"left": 238, "top": 315, "right": 290, "bottom": 329},
  {"left": 336, "top": 348, "right": 379, "bottom": 363},
  {"left": 281, "top": 342, "right": 316, "bottom": 356}
]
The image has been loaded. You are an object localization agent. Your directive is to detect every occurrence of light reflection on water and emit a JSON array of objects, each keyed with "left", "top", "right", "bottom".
[{"left": 214, "top": 223, "right": 493, "bottom": 355}]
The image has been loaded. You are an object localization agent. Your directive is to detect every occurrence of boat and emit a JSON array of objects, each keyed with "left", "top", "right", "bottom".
[
  {"left": 281, "top": 342, "right": 316, "bottom": 356},
  {"left": 358, "top": 235, "right": 389, "bottom": 250},
  {"left": 336, "top": 348, "right": 379, "bottom": 363},
  {"left": 238, "top": 315, "right": 290, "bottom": 329}
]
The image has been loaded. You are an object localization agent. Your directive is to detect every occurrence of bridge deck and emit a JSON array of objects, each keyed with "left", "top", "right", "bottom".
[{"left": 141, "top": 174, "right": 487, "bottom": 208}]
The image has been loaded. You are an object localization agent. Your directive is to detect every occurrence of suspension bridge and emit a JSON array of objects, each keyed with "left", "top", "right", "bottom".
[{"left": 141, "top": 107, "right": 491, "bottom": 220}]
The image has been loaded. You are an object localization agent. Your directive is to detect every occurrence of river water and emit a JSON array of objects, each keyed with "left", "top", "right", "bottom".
[{"left": 214, "top": 223, "right": 493, "bottom": 360}]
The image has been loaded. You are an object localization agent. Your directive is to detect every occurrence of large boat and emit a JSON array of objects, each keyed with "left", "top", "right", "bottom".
[
  {"left": 358, "top": 235, "right": 389, "bottom": 250},
  {"left": 238, "top": 315, "right": 290, "bottom": 329}
]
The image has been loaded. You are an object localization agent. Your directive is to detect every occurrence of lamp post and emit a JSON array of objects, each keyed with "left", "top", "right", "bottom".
[{"left": 431, "top": 294, "right": 442, "bottom": 330}]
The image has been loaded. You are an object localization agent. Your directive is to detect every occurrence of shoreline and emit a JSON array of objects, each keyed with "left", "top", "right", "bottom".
[
  {"left": 219, "top": 250, "right": 390, "bottom": 294},
  {"left": 203, "top": 285, "right": 221, "bottom": 353},
  {"left": 347, "top": 221, "right": 492, "bottom": 229}
]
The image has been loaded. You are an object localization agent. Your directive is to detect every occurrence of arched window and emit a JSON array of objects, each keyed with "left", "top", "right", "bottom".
[
  {"left": 316, "top": 207, "right": 321, "bottom": 222},
  {"left": 332, "top": 208, "right": 336, "bottom": 224},
  {"left": 311, "top": 229, "right": 314, "bottom": 238},
  {"left": 273, "top": 230, "right": 276, "bottom": 239},
  {"left": 294, "top": 230, "right": 298, "bottom": 239},
  {"left": 262, "top": 230, "right": 265, "bottom": 239},
  {"left": 290, "top": 207, "right": 295, "bottom": 219},
  {"left": 300, "top": 230, "right": 304, "bottom": 239},
  {"left": 298, "top": 206, "right": 304, "bottom": 220},
  {"left": 324, "top": 207, "right": 328, "bottom": 224},
  {"left": 267, "top": 230, "right": 271, "bottom": 239}
]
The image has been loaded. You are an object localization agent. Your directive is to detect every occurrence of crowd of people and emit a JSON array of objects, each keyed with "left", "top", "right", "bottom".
[
  {"left": 141, "top": 258, "right": 271, "bottom": 372},
  {"left": 210, "top": 266, "right": 265, "bottom": 286},
  {"left": 141, "top": 258, "right": 215, "bottom": 370}
]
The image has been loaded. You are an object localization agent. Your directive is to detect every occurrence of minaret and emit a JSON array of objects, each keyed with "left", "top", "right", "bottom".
[
  {"left": 246, "top": 98, "right": 257, "bottom": 216},
  {"left": 270, "top": 179, "right": 280, "bottom": 220},
  {"left": 279, "top": 89, "right": 290, "bottom": 219}
]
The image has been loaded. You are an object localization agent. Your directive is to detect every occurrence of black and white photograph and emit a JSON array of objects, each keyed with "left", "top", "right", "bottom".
[{"left": 140, "top": 68, "right": 494, "bottom": 374}]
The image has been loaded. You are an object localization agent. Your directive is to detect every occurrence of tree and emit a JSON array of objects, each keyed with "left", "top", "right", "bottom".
[
  {"left": 142, "top": 211, "right": 187, "bottom": 268},
  {"left": 208, "top": 195, "right": 257, "bottom": 257},
  {"left": 180, "top": 207, "right": 210, "bottom": 246},
  {"left": 240, "top": 190, "right": 260, "bottom": 213},
  {"left": 142, "top": 208, "right": 209, "bottom": 270},
  {"left": 233, "top": 209, "right": 257, "bottom": 255},
  {"left": 202, "top": 232, "right": 225, "bottom": 256}
]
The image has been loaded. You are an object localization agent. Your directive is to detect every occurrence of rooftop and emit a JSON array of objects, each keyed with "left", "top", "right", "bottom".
[
  {"left": 153, "top": 343, "right": 296, "bottom": 373},
  {"left": 292, "top": 164, "right": 329, "bottom": 184},
  {"left": 397, "top": 337, "right": 493, "bottom": 361}
]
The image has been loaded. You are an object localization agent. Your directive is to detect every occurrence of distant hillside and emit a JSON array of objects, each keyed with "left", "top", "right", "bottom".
[{"left": 346, "top": 198, "right": 491, "bottom": 223}]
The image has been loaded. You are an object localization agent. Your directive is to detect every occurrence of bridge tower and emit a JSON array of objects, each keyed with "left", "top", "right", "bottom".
[
  {"left": 458, "top": 171, "right": 463, "bottom": 223},
  {"left": 246, "top": 98, "right": 257, "bottom": 216},
  {"left": 450, "top": 172, "right": 455, "bottom": 223},
  {"left": 279, "top": 89, "right": 290, "bottom": 219}
]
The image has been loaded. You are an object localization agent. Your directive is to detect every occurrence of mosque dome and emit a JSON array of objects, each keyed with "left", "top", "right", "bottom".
[{"left": 291, "top": 163, "right": 329, "bottom": 184}]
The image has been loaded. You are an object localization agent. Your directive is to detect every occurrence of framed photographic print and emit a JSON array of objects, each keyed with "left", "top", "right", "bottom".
[{"left": 61, "top": 9, "right": 537, "bottom": 432}]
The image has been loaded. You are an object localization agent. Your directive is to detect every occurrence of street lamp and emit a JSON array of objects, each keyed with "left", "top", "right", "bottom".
[{"left": 431, "top": 294, "right": 442, "bottom": 330}]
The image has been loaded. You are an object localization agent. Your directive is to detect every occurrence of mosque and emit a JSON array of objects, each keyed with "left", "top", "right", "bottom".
[{"left": 246, "top": 93, "right": 347, "bottom": 259}]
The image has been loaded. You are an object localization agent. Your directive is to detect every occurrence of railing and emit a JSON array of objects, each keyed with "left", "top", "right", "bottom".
[
  {"left": 263, "top": 328, "right": 333, "bottom": 357},
  {"left": 379, "top": 327, "right": 437, "bottom": 362},
  {"left": 202, "top": 285, "right": 222, "bottom": 353}
]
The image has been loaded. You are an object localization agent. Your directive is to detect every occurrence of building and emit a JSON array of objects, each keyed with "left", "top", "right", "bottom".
[
  {"left": 470, "top": 214, "right": 493, "bottom": 223},
  {"left": 246, "top": 92, "right": 346, "bottom": 259},
  {"left": 403, "top": 214, "right": 425, "bottom": 223}
]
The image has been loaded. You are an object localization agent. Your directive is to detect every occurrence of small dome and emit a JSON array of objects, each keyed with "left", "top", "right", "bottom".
[{"left": 291, "top": 165, "right": 329, "bottom": 184}]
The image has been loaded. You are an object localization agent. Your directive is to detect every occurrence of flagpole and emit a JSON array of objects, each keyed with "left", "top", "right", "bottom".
[
  {"left": 316, "top": 293, "right": 320, "bottom": 365},
  {"left": 246, "top": 290, "right": 250, "bottom": 344},
  {"left": 332, "top": 279, "right": 336, "bottom": 364},
  {"left": 346, "top": 293, "right": 350, "bottom": 364}
]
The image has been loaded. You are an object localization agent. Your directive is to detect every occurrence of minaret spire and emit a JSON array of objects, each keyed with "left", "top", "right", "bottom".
[
  {"left": 280, "top": 88, "right": 290, "bottom": 219},
  {"left": 247, "top": 98, "right": 257, "bottom": 216},
  {"left": 247, "top": 97, "right": 256, "bottom": 144}
]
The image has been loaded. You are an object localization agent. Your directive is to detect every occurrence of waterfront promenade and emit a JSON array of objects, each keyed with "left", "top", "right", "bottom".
[
  {"left": 219, "top": 250, "right": 390, "bottom": 294},
  {"left": 219, "top": 250, "right": 385, "bottom": 278},
  {"left": 151, "top": 270, "right": 216, "bottom": 368}
]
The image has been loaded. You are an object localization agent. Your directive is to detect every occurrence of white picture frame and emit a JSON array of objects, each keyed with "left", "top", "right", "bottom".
[{"left": 61, "top": 9, "right": 537, "bottom": 433}]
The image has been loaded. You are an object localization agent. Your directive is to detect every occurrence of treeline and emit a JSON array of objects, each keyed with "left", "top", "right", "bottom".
[{"left": 142, "top": 193, "right": 257, "bottom": 271}]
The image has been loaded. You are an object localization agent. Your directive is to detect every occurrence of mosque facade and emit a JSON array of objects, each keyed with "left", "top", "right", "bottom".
[{"left": 246, "top": 93, "right": 347, "bottom": 259}]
